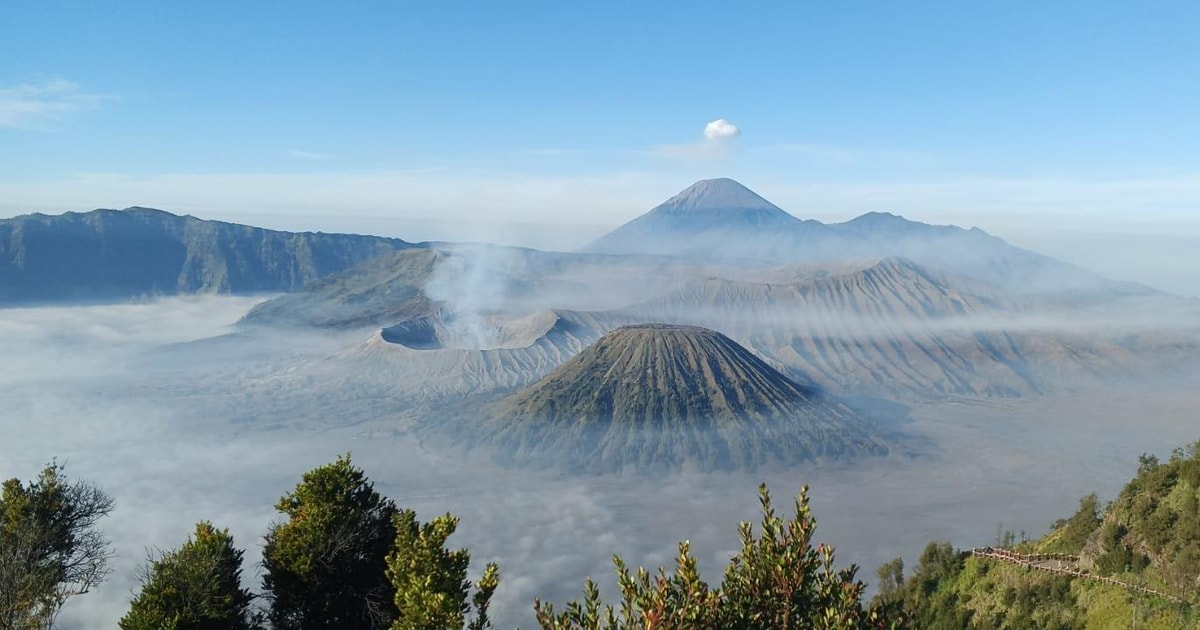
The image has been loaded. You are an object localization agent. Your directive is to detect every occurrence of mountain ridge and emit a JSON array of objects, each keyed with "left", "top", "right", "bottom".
[
  {"left": 0, "top": 207, "right": 414, "bottom": 304},
  {"left": 584, "top": 178, "right": 1145, "bottom": 295}
]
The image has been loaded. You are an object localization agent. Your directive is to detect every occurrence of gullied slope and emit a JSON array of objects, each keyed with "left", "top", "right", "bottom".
[
  {"left": 627, "top": 257, "right": 1181, "bottom": 398},
  {"left": 0, "top": 207, "right": 411, "bottom": 303},
  {"left": 473, "top": 324, "right": 888, "bottom": 472}
]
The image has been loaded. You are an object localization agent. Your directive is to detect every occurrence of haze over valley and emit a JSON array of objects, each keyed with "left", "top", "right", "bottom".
[
  {"left": 3, "top": 177, "right": 1199, "bottom": 627},
  {"left": 5, "top": 3, "right": 1200, "bottom": 627}
]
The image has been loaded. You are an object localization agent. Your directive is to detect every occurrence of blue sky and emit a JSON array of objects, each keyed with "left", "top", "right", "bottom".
[{"left": 3, "top": 1, "right": 1199, "bottom": 291}]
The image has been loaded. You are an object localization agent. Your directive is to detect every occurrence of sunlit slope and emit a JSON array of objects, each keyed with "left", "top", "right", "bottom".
[{"left": 472, "top": 324, "right": 888, "bottom": 473}]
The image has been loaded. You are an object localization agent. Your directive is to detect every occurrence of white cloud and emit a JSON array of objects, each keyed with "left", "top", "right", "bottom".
[
  {"left": 653, "top": 118, "right": 742, "bottom": 160},
  {"left": 0, "top": 78, "right": 103, "bottom": 129},
  {"left": 703, "top": 118, "right": 741, "bottom": 141}
]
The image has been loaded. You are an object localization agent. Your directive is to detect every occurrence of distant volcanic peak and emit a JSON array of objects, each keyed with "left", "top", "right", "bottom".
[
  {"left": 837, "top": 212, "right": 982, "bottom": 238},
  {"left": 853, "top": 210, "right": 907, "bottom": 222},
  {"left": 663, "top": 177, "right": 775, "bottom": 209},
  {"left": 836, "top": 211, "right": 924, "bottom": 232}
]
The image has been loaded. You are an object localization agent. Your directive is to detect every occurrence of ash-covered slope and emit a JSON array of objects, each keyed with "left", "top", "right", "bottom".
[
  {"left": 624, "top": 258, "right": 1180, "bottom": 398},
  {"left": 0, "top": 207, "right": 412, "bottom": 304},
  {"left": 304, "top": 309, "right": 613, "bottom": 407},
  {"left": 472, "top": 324, "right": 888, "bottom": 472}
]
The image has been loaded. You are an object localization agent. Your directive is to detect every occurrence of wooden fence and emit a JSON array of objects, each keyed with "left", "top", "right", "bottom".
[{"left": 970, "top": 547, "right": 1189, "bottom": 606}]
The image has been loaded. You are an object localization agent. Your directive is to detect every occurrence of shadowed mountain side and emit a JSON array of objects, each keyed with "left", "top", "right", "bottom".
[
  {"left": 241, "top": 248, "right": 443, "bottom": 328},
  {"left": 457, "top": 324, "right": 889, "bottom": 473},
  {"left": 0, "top": 207, "right": 413, "bottom": 304}
]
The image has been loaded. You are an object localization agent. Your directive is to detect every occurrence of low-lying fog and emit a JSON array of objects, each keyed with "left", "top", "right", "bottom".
[{"left": 2, "top": 296, "right": 1198, "bottom": 629}]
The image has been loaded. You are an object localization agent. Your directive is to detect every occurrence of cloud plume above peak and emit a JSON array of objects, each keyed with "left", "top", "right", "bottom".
[
  {"left": 653, "top": 118, "right": 742, "bottom": 160},
  {"left": 703, "top": 118, "right": 741, "bottom": 141}
]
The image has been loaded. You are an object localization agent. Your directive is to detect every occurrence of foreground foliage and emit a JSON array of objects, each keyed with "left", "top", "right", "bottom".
[
  {"left": 875, "top": 440, "right": 1200, "bottom": 629},
  {"left": 0, "top": 463, "right": 113, "bottom": 630},
  {"left": 534, "top": 484, "right": 908, "bottom": 630},
  {"left": 120, "top": 522, "right": 255, "bottom": 630},
  {"left": 261, "top": 454, "right": 399, "bottom": 630},
  {"left": 387, "top": 510, "right": 499, "bottom": 630},
  {"left": 5, "top": 456, "right": 910, "bottom": 629}
]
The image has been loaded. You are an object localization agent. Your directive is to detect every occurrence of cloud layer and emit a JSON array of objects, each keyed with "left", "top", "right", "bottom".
[
  {"left": 3, "top": 297, "right": 1199, "bottom": 628},
  {"left": 0, "top": 78, "right": 102, "bottom": 129}
]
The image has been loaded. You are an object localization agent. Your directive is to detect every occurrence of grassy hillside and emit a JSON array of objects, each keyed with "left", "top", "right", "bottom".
[{"left": 876, "top": 441, "right": 1200, "bottom": 629}]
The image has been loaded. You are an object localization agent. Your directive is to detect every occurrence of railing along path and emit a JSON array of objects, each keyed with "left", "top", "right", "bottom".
[{"left": 970, "top": 547, "right": 1188, "bottom": 606}]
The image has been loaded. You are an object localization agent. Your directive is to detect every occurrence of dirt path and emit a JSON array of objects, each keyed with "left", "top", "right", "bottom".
[{"left": 970, "top": 547, "right": 1189, "bottom": 606}]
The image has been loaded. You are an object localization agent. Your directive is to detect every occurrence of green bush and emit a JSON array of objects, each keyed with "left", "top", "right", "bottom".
[{"left": 120, "top": 522, "right": 255, "bottom": 630}]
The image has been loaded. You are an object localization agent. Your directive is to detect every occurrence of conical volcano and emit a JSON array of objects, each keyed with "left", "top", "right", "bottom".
[
  {"left": 583, "top": 178, "right": 835, "bottom": 260},
  {"left": 634, "top": 177, "right": 796, "bottom": 223},
  {"left": 480, "top": 324, "right": 888, "bottom": 472}
]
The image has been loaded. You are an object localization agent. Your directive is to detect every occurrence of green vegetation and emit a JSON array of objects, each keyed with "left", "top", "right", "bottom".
[
  {"left": 7, "top": 444, "right": 1200, "bottom": 628},
  {"left": 3, "top": 456, "right": 897, "bottom": 629},
  {"left": 875, "top": 440, "right": 1200, "bottom": 629},
  {"left": 0, "top": 463, "right": 114, "bottom": 630},
  {"left": 120, "top": 522, "right": 255, "bottom": 630},
  {"left": 387, "top": 510, "right": 498, "bottom": 630},
  {"left": 261, "top": 454, "right": 400, "bottom": 629},
  {"left": 533, "top": 485, "right": 907, "bottom": 629}
]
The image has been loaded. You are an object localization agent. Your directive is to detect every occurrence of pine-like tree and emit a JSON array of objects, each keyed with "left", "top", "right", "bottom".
[
  {"left": 120, "top": 522, "right": 255, "bottom": 630},
  {"left": 261, "top": 454, "right": 398, "bottom": 630}
]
